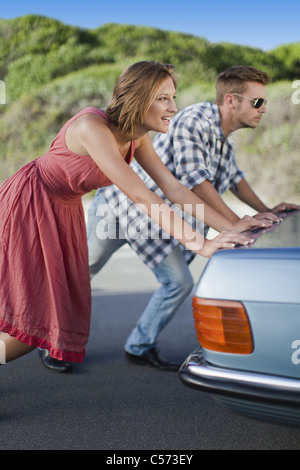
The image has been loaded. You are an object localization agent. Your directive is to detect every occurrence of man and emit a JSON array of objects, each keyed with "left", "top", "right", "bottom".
[{"left": 40, "top": 65, "right": 299, "bottom": 372}]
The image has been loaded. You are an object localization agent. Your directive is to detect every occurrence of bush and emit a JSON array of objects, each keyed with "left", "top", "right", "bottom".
[
  {"left": 0, "top": 14, "right": 299, "bottom": 203},
  {"left": 271, "top": 43, "right": 300, "bottom": 79},
  {"left": 0, "top": 62, "right": 125, "bottom": 181},
  {"left": 234, "top": 81, "right": 300, "bottom": 204}
]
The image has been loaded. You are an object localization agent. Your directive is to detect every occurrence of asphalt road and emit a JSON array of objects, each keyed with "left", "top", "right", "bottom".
[
  {"left": 1, "top": 247, "right": 300, "bottom": 451},
  {"left": 1, "top": 201, "right": 300, "bottom": 451}
]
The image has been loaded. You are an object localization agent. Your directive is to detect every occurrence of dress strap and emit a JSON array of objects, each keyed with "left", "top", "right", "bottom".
[
  {"left": 55, "top": 108, "right": 110, "bottom": 151},
  {"left": 66, "top": 107, "right": 110, "bottom": 127}
]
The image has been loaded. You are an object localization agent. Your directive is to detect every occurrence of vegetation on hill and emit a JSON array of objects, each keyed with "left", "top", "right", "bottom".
[{"left": 0, "top": 14, "right": 299, "bottom": 204}]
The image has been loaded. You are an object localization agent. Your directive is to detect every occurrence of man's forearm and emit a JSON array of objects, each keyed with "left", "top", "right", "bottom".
[
  {"left": 231, "top": 179, "right": 269, "bottom": 213},
  {"left": 192, "top": 180, "right": 240, "bottom": 223}
]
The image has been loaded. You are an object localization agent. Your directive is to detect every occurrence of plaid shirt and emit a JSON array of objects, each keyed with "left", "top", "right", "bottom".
[{"left": 98, "top": 102, "right": 244, "bottom": 269}]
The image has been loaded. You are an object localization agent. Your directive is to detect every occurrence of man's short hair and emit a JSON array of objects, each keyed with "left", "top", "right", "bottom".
[{"left": 215, "top": 66, "right": 270, "bottom": 105}]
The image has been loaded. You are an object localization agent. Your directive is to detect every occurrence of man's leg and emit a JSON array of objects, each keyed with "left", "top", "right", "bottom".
[
  {"left": 87, "top": 191, "right": 126, "bottom": 278},
  {"left": 125, "top": 246, "right": 194, "bottom": 370}
]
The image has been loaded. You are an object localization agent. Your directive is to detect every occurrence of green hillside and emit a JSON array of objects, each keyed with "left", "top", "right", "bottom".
[{"left": 0, "top": 14, "right": 299, "bottom": 203}]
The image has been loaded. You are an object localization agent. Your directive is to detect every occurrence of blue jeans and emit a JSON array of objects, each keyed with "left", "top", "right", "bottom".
[{"left": 87, "top": 191, "right": 194, "bottom": 356}]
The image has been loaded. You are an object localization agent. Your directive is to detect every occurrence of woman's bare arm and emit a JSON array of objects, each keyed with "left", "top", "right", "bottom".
[{"left": 73, "top": 115, "right": 252, "bottom": 256}]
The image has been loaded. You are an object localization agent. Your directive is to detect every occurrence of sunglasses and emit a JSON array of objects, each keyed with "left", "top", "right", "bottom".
[{"left": 233, "top": 93, "right": 267, "bottom": 109}]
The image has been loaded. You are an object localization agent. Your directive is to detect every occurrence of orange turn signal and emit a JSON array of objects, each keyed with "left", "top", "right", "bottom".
[{"left": 192, "top": 297, "right": 254, "bottom": 354}]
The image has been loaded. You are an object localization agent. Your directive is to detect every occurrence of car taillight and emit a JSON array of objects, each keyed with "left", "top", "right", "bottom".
[{"left": 192, "top": 297, "right": 254, "bottom": 354}]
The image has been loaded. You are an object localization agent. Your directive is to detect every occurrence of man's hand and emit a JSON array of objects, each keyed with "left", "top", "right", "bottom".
[{"left": 271, "top": 202, "right": 300, "bottom": 213}]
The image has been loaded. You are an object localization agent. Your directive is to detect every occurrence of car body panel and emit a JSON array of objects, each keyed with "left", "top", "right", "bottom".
[
  {"left": 180, "top": 210, "right": 300, "bottom": 427},
  {"left": 195, "top": 209, "right": 300, "bottom": 303},
  {"left": 195, "top": 248, "right": 300, "bottom": 303}
]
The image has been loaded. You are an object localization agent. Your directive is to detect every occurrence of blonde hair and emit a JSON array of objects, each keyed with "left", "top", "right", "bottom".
[
  {"left": 216, "top": 66, "right": 270, "bottom": 105},
  {"left": 106, "top": 61, "right": 177, "bottom": 135}
]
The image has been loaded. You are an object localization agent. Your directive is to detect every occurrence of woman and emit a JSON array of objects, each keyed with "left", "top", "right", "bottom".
[{"left": 0, "top": 61, "right": 252, "bottom": 365}]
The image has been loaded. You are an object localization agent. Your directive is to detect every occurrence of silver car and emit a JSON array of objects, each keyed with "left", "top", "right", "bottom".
[{"left": 180, "top": 210, "right": 300, "bottom": 428}]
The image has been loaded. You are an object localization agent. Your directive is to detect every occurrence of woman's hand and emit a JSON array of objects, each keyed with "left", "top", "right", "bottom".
[
  {"left": 233, "top": 212, "right": 284, "bottom": 233},
  {"left": 196, "top": 231, "right": 254, "bottom": 258},
  {"left": 253, "top": 212, "right": 282, "bottom": 223}
]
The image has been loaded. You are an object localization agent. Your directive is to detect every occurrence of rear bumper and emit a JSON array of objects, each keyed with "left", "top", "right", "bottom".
[{"left": 179, "top": 348, "right": 300, "bottom": 408}]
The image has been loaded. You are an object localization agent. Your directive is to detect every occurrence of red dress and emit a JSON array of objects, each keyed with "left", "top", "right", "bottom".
[{"left": 0, "top": 107, "right": 135, "bottom": 362}]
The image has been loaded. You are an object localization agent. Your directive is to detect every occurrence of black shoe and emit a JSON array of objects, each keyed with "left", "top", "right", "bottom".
[
  {"left": 38, "top": 349, "right": 73, "bottom": 373},
  {"left": 125, "top": 348, "right": 181, "bottom": 372}
]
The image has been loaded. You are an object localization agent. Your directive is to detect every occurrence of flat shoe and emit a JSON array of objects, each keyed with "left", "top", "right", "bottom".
[
  {"left": 125, "top": 347, "right": 181, "bottom": 372},
  {"left": 39, "top": 349, "right": 73, "bottom": 373}
]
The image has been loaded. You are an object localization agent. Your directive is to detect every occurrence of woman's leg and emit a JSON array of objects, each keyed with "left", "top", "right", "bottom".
[{"left": 0, "top": 332, "right": 35, "bottom": 364}]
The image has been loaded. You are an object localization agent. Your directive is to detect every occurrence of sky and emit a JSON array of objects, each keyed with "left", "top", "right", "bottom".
[{"left": 1, "top": 0, "right": 299, "bottom": 51}]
